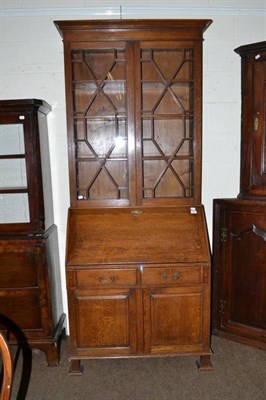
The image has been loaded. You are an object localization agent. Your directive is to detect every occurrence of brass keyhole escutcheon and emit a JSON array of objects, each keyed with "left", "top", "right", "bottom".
[
  {"left": 131, "top": 210, "right": 143, "bottom": 216},
  {"left": 254, "top": 112, "right": 260, "bottom": 132}
]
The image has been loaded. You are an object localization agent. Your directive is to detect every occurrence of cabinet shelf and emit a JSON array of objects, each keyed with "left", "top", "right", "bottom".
[
  {"left": 141, "top": 79, "right": 194, "bottom": 84},
  {"left": 0, "top": 187, "right": 28, "bottom": 193},
  {"left": 73, "top": 114, "right": 126, "bottom": 120},
  {"left": 142, "top": 155, "right": 193, "bottom": 161},
  {"left": 141, "top": 113, "right": 194, "bottom": 119},
  {"left": 76, "top": 157, "right": 127, "bottom": 162},
  {"left": 0, "top": 154, "right": 25, "bottom": 159},
  {"left": 73, "top": 80, "right": 126, "bottom": 84}
]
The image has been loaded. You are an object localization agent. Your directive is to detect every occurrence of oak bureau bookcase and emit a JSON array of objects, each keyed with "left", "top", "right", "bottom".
[{"left": 54, "top": 19, "right": 213, "bottom": 375}]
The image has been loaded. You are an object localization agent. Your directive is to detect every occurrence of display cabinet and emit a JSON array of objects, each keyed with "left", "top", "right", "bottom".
[
  {"left": 212, "top": 42, "right": 266, "bottom": 350},
  {"left": 0, "top": 99, "right": 65, "bottom": 366},
  {"left": 55, "top": 19, "right": 212, "bottom": 374},
  {"left": 0, "top": 99, "right": 53, "bottom": 234}
]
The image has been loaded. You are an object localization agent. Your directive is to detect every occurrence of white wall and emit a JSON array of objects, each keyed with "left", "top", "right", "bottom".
[{"left": 1, "top": 0, "right": 266, "bottom": 329}]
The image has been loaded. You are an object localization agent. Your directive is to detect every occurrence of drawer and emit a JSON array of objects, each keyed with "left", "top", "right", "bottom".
[
  {"left": 73, "top": 268, "right": 137, "bottom": 288},
  {"left": 141, "top": 265, "right": 202, "bottom": 286}
]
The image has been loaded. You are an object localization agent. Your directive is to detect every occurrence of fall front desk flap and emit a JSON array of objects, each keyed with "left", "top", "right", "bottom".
[{"left": 66, "top": 206, "right": 210, "bottom": 266}]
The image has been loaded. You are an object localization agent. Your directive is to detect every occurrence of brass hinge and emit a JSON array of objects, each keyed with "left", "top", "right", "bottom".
[
  {"left": 219, "top": 299, "right": 226, "bottom": 314},
  {"left": 220, "top": 227, "right": 228, "bottom": 243}
]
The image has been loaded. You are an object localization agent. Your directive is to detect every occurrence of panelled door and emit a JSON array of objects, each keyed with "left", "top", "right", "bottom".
[{"left": 219, "top": 208, "right": 266, "bottom": 343}]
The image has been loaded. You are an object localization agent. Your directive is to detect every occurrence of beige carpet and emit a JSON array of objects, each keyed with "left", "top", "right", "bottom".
[{"left": 10, "top": 335, "right": 266, "bottom": 400}]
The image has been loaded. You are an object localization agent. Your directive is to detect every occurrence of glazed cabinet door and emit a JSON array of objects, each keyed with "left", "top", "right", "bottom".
[
  {"left": 0, "top": 116, "right": 30, "bottom": 229},
  {"left": 136, "top": 42, "right": 201, "bottom": 205},
  {"left": 68, "top": 288, "right": 138, "bottom": 356},
  {"left": 66, "top": 40, "right": 201, "bottom": 206},
  {"left": 143, "top": 286, "right": 210, "bottom": 354},
  {"left": 67, "top": 41, "right": 134, "bottom": 206}
]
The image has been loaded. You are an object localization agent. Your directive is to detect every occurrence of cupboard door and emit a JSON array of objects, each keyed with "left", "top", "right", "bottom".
[
  {"left": 0, "top": 241, "right": 54, "bottom": 337},
  {"left": 249, "top": 57, "right": 266, "bottom": 194},
  {"left": 220, "top": 209, "right": 266, "bottom": 345},
  {"left": 235, "top": 44, "right": 266, "bottom": 199},
  {"left": 69, "top": 288, "right": 138, "bottom": 356},
  {"left": 143, "top": 286, "right": 210, "bottom": 354}
]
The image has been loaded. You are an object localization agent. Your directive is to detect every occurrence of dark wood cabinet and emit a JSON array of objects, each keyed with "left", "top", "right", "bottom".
[
  {"left": 212, "top": 42, "right": 266, "bottom": 350},
  {"left": 0, "top": 99, "right": 65, "bottom": 366},
  {"left": 235, "top": 42, "right": 266, "bottom": 200},
  {"left": 55, "top": 19, "right": 212, "bottom": 374},
  {"left": 212, "top": 199, "right": 266, "bottom": 350},
  {"left": 0, "top": 99, "right": 54, "bottom": 234}
]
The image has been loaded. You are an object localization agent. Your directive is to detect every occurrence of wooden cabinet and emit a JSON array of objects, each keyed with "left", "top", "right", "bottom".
[
  {"left": 235, "top": 42, "right": 266, "bottom": 199},
  {"left": 54, "top": 19, "right": 212, "bottom": 207},
  {"left": 212, "top": 42, "right": 266, "bottom": 350},
  {"left": 55, "top": 19, "right": 212, "bottom": 374},
  {"left": 65, "top": 205, "right": 212, "bottom": 374},
  {"left": 0, "top": 100, "right": 65, "bottom": 366},
  {"left": 0, "top": 99, "right": 53, "bottom": 234},
  {"left": 212, "top": 199, "right": 266, "bottom": 350}
]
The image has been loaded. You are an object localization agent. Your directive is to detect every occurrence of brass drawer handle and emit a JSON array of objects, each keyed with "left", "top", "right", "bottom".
[
  {"left": 162, "top": 272, "right": 180, "bottom": 281},
  {"left": 98, "top": 275, "right": 116, "bottom": 284}
]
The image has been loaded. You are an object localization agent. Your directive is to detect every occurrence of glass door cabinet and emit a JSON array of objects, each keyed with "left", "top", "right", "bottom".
[
  {"left": 56, "top": 21, "right": 208, "bottom": 208},
  {"left": 0, "top": 99, "right": 65, "bottom": 366},
  {"left": 0, "top": 99, "right": 53, "bottom": 234},
  {"left": 55, "top": 19, "right": 212, "bottom": 375}
]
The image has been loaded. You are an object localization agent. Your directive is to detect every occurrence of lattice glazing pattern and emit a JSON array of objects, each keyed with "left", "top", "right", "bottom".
[
  {"left": 141, "top": 48, "right": 194, "bottom": 198},
  {"left": 72, "top": 49, "right": 128, "bottom": 200}
]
